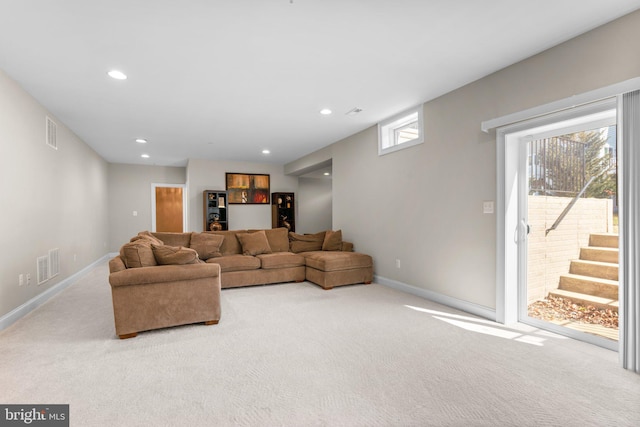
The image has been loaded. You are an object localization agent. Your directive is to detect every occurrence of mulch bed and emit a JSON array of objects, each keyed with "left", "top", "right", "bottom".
[{"left": 528, "top": 295, "right": 618, "bottom": 329}]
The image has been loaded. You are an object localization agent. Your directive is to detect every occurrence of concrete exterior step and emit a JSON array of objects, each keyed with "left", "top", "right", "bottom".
[
  {"left": 548, "top": 289, "right": 619, "bottom": 313},
  {"left": 589, "top": 233, "right": 619, "bottom": 249},
  {"left": 569, "top": 259, "right": 618, "bottom": 281},
  {"left": 558, "top": 273, "right": 618, "bottom": 299},
  {"left": 580, "top": 246, "right": 619, "bottom": 263}
]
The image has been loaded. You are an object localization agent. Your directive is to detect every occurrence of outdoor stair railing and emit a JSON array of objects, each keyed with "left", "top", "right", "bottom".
[{"left": 545, "top": 166, "right": 614, "bottom": 236}]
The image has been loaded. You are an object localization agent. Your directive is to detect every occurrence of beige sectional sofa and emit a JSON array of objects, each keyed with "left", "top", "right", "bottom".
[{"left": 107, "top": 228, "right": 373, "bottom": 338}]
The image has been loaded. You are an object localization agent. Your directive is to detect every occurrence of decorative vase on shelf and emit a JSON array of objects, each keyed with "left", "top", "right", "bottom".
[{"left": 280, "top": 215, "right": 291, "bottom": 231}]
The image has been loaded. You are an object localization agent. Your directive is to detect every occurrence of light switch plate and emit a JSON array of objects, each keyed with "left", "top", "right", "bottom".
[{"left": 483, "top": 201, "right": 494, "bottom": 214}]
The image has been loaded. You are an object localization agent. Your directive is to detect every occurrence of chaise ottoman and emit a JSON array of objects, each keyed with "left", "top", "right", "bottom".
[{"left": 302, "top": 251, "right": 373, "bottom": 290}]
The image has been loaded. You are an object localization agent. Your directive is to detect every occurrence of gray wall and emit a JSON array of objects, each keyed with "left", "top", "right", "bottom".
[
  {"left": 108, "top": 164, "right": 186, "bottom": 251},
  {"left": 291, "top": 10, "right": 640, "bottom": 311},
  {"left": 108, "top": 159, "right": 301, "bottom": 250},
  {"left": 186, "top": 158, "right": 298, "bottom": 231},
  {"left": 297, "top": 177, "right": 332, "bottom": 233},
  {"left": 0, "top": 69, "right": 109, "bottom": 319}
]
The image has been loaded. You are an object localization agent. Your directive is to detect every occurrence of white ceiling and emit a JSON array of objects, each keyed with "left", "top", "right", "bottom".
[{"left": 2, "top": 0, "right": 639, "bottom": 167}]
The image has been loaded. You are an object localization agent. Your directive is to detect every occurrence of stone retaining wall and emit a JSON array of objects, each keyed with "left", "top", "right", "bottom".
[{"left": 527, "top": 196, "right": 613, "bottom": 304}]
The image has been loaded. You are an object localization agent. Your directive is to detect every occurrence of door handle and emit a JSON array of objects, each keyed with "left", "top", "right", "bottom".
[
  {"left": 521, "top": 220, "right": 531, "bottom": 238},
  {"left": 515, "top": 220, "right": 530, "bottom": 243}
]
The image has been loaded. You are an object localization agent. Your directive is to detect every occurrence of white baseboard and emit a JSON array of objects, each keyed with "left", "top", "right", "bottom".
[
  {"left": 375, "top": 275, "right": 496, "bottom": 321},
  {"left": 0, "top": 254, "right": 110, "bottom": 331}
]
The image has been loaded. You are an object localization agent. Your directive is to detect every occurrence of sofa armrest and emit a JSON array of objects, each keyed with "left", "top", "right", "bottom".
[
  {"left": 109, "top": 256, "right": 127, "bottom": 273},
  {"left": 341, "top": 241, "right": 354, "bottom": 252},
  {"left": 109, "top": 263, "right": 220, "bottom": 288}
]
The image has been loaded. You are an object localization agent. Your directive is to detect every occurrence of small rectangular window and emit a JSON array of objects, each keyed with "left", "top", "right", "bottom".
[
  {"left": 378, "top": 105, "right": 424, "bottom": 155},
  {"left": 46, "top": 116, "right": 58, "bottom": 150}
]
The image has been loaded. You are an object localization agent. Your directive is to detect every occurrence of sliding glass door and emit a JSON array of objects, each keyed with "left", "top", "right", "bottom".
[{"left": 517, "top": 107, "right": 619, "bottom": 349}]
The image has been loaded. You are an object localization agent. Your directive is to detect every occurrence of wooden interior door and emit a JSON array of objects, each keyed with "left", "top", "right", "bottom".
[{"left": 155, "top": 187, "right": 183, "bottom": 232}]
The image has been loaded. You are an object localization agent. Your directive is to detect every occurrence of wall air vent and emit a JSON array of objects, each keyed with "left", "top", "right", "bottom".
[
  {"left": 49, "top": 248, "right": 60, "bottom": 278},
  {"left": 46, "top": 116, "right": 57, "bottom": 150},
  {"left": 37, "top": 255, "right": 49, "bottom": 285}
]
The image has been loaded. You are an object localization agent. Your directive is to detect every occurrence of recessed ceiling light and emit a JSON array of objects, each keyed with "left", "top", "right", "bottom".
[
  {"left": 320, "top": 108, "right": 332, "bottom": 115},
  {"left": 324, "top": 172, "right": 330, "bottom": 176},
  {"left": 141, "top": 154, "right": 150, "bottom": 158},
  {"left": 135, "top": 138, "right": 147, "bottom": 144},
  {"left": 262, "top": 149, "right": 271, "bottom": 155},
  {"left": 108, "top": 70, "right": 127, "bottom": 80}
]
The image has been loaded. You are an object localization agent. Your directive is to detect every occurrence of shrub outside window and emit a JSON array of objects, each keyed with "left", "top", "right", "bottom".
[{"left": 378, "top": 104, "right": 424, "bottom": 156}]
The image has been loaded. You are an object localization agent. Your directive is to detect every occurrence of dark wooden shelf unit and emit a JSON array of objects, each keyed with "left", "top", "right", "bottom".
[
  {"left": 203, "top": 190, "right": 228, "bottom": 231},
  {"left": 272, "top": 192, "right": 295, "bottom": 232}
]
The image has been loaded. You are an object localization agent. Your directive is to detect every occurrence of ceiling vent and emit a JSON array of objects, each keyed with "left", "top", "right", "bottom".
[
  {"left": 49, "top": 248, "right": 60, "bottom": 278},
  {"left": 37, "top": 255, "right": 49, "bottom": 285},
  {"left": 46, "top": 116, "right": 57, "bottom": 150}
]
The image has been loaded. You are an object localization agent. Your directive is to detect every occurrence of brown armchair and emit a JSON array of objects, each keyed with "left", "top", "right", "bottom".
[{"left": 108, "top": 257, "right": 221, "bottom": 339}]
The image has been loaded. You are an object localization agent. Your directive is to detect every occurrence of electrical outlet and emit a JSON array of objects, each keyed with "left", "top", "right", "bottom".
[
  {"left": 483, "top": 201, "right": 494, "bottom": 214},
  {"left": 19, "top": 274, "right": 24, "bottom": 286},
  {"left": 26, "top": 273, "right": 31, "bottom": 285},
  {"left": 395, "top": 259, "right": 401, "bottom": 269}
]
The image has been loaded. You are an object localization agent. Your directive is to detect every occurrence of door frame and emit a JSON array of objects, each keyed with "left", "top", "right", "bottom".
[{"left": 151, "top": 183, "right": 188, "bottom": 232}]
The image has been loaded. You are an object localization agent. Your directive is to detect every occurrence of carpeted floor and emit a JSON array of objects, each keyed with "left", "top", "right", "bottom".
[{"left": 1, "top": 260, "right": 639, "bottom": 426}]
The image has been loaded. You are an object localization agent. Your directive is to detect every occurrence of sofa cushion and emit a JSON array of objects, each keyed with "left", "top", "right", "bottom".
[
  {"left": 207, "top": 230, "right": 245, "bottom": 256},
  {"left": 289, "top": 231, "right": 326, "bottom": 253},
  {"left": 259, "top": 228, "right": 290, "bottom": 253},
  {"left": 303, "top": 251, "right": 373, "bottom": 272},
  {"left": 152, "top": 232, "right": 192, "bottom": 247},
  {"left": 131, "top": 230, "right": 164, "bottom": 246},
  {"left": 322, "top": 229, "right": 343, "bottom": 251},
  {"left": 237, "top": 231, "right": 272, "bottom": 256},
  {"left": 257, "top": 252, "right": 305, "bottom": 269},
  {"left": 152, "top": 244, "right": 200, "bottom": 265},
  {"left": 190, "top": 232, "right": 224, "bottom": 260},
  {"left": 206, "top": 254, "right": 261, "bottom": 272},
  {"left": 120, "top": 240, "right": 157, "bottom": 269}
]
